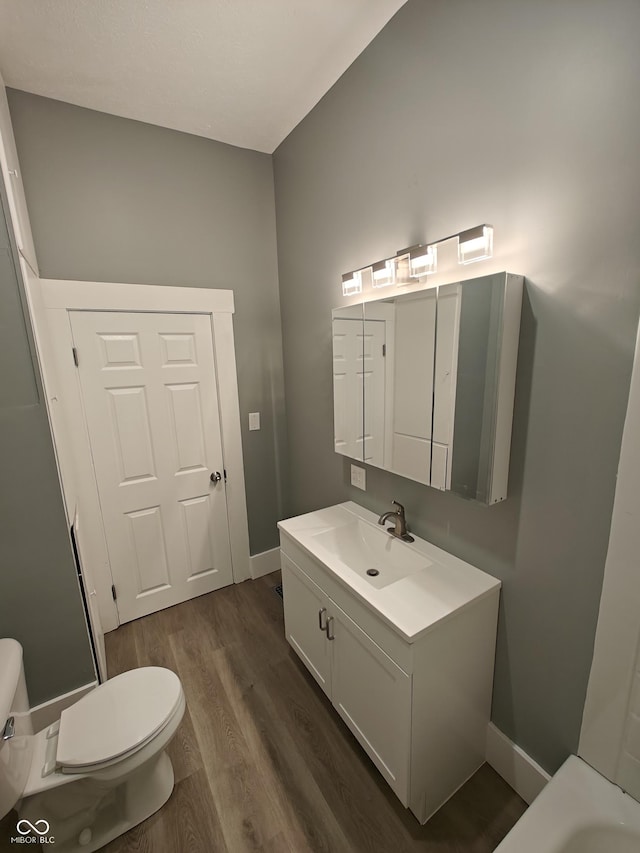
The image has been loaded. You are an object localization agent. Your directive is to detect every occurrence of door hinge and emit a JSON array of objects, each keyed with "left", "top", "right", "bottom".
[
  {"left": 111, "top": 584, "right": 117, "bottom": 601},
  {"left": 382, "top": 343, "right": 386, "bottom": 357},
  {"left": 72, "top": 347, "right": 79, "bottom": 367}
]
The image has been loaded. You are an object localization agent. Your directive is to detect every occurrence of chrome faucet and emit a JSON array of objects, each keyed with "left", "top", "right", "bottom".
[{"left": 378, "top": 500, "right": 414, "bottom": 542}]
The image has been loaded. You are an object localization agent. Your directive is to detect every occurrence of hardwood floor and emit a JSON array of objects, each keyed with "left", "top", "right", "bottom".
[
  {"left": 103, "top": 571, "right": 526, "bottom": 852},
  {"left": 1, "top": 572, "right": 527, "bottom": 852}
]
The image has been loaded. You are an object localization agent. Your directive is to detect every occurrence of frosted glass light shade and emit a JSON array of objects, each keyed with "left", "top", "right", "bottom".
[
  {"left": 409, "top": 244, "right": 437, "bottom": 277},
  {"left": 372, "top": 259, "right": 395, "bottom": 288},
  {"left": 458, "top": 225, "right": 493, "bottom": 264},
  {"left": 342, "top": 270, "right": 363, "bottom": 296}
]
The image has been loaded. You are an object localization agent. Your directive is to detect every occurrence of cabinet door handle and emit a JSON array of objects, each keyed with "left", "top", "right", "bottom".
[
  {"left": 325, "top": 616, "right": 335, "bottom": 640},
  {"left": 318, "top": 607, "right": 327, "bottom": 631},
  {"left": 2, "top": 716, "right": 15, "bottom": 740}
]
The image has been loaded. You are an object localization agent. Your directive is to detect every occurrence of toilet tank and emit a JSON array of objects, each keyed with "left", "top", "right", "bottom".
[{"left": 0, "top": 639, "right": 34, "bottom": 819}]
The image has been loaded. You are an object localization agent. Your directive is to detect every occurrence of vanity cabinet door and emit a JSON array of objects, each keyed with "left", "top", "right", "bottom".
[
  {"left": 329, "top": 603, "right": 411, "bottom": 805},
  {"left": 281, "top": 555, "right": 331, "bottom": 696}
]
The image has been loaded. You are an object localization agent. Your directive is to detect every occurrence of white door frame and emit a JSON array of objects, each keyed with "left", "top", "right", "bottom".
[{"left": 25, "top": 277, "right": 251, "bottom": 633}]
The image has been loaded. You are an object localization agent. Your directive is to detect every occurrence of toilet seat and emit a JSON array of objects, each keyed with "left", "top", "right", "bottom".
[{"left": 56, "top": 667, "right": 182, "bottom": 771}]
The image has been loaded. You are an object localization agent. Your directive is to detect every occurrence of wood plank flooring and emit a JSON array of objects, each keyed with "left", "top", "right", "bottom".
[
  {"left": 1, "top": 572, "right": 527, "bottom": 852},
  {"left": 103, "top": 571, "right": 526, "bottom": 852}
]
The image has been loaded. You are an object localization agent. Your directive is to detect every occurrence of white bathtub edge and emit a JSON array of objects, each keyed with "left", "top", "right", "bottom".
[
  {"left": 486, "top": 722, "right": 552, "bottom": 804},
  {"left": 493, "top": 755, "right": 640, "bottom": 853}
]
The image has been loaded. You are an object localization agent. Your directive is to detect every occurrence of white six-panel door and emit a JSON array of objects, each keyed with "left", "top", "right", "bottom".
[{"left": 70, "top": 311, "right": 233, "bottom": 623}]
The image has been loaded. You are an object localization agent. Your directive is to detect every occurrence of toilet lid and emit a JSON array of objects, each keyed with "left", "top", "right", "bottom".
[{"left": 56, "top": 667, "right": 183, "bottom": 769}]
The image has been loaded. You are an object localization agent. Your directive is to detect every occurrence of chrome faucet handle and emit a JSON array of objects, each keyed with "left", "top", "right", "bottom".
[{"left": 391, "top": 500, "right": 405, "bottom": 515}]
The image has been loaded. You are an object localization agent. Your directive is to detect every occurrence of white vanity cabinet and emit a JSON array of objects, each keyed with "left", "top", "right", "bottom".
[
  {"left": 282, "top": 552, "right": 412, "bottom": 802},
  {"left": 279, "top": 502, "right": 501, "bottom": 824}
]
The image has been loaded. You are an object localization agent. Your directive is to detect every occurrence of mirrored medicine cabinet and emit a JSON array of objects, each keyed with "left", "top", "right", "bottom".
[{"left": 332, "top": 271, "right": 523, "bottom": 505}]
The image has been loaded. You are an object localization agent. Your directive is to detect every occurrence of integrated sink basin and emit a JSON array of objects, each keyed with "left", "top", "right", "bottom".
[
  {"left": 278, "top": 501, "right": 501, "bottom": 642},
  {"left": 312, "top": 517, "right": 431, "bottom": 589}
]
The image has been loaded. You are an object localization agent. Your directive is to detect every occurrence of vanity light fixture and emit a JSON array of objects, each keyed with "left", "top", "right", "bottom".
[
  {"left": 457, "top": 225, "right": 494, "bottom": 265},
  {"left": 341, "top": 223, "right": 493, "bottom": 296},
  {"left": 341, "top": 269, "right": 363, "bottom": 296},
  {"left": 371, "top": 259, "right": 395, "bottom": 288}
]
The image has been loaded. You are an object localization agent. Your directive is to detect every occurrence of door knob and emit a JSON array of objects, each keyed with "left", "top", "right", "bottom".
[{"left": 210, "top": 471, "right": 222, "bottom": 484}]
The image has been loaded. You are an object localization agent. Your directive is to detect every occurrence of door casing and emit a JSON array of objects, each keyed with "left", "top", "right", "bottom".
[{"left": 25, "top": 277, "right": 251, "bottom": 633}]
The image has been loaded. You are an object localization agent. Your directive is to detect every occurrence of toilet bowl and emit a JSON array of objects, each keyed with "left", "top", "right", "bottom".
[{"left": 0, "top": 638, "right": 185, "bottom": 851}]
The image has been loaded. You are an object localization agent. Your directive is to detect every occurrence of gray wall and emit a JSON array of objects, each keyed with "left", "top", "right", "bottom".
[
  {"left": 273, "top": 0, "right": 640, "bottom": 772},
  {"left": 0, "top": 182, "right": 95, "bottom": 705},
  {"left": 8, "top": 90, "right": 288, "bottom": 555}
]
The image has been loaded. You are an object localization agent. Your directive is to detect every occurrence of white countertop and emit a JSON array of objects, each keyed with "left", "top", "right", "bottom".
[{"left": 278, "top": 502, "right": 501, "bottom": 642}]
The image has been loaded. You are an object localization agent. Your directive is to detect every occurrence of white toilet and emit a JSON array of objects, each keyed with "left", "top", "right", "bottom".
[{"left": 0, "top": 638, "right": 185, "bottom": 851}]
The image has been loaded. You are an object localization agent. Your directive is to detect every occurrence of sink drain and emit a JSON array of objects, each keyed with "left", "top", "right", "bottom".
[{"left": 366, "top": 568, "right": 380, "bottom": 577}]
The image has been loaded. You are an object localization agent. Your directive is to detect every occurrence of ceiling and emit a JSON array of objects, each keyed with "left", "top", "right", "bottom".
[{"left": 0, "top": 0, "right": 406, "bottom": 153}]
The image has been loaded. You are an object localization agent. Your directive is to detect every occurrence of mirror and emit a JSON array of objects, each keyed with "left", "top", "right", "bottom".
[
  {"left": 332, "top": 271, "right": 523, "bottom": 505},
  {"left": 332, "top": 303, "right": 365, "bottom": 460}
]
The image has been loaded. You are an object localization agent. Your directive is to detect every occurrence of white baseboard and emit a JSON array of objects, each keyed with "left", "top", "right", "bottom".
[
  {"left": 30, "top": 681, "right": 97, "bottom": 732},
  {"left": 486, "top": 722, "right": 551, "bottom": 804},
  {"left": 250, "top": 547, "right": 281, "bottom": 580}
]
